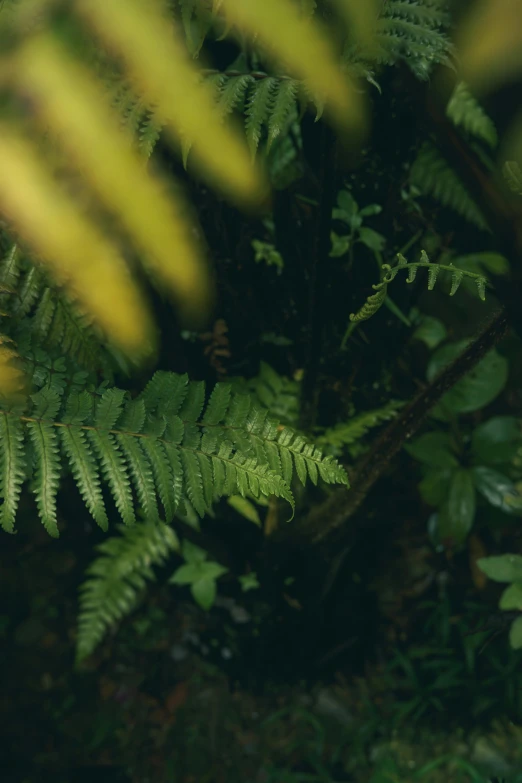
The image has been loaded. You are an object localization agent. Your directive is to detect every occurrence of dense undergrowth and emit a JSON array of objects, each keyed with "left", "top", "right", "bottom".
[{"left": 2, "top": 1, "right": 522, "bottom": 781}]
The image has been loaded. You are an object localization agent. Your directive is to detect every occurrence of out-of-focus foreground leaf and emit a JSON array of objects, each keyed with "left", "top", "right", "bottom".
[{"left": 0, "top": 0, "right": 369, "bottom": 394}]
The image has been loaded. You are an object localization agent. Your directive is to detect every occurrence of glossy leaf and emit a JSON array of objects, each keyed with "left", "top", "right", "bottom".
[
  {"left": 419, "top": 468, "right": 451, "bottom": 507},
  {"left": 357, "top": 227, "right": 386, "bottom": 252},
  {"left": 509, "top": 615, "right": 522, "bottom": 649},
  {"left": 499, "top": 583, "right": 522, "bottom": 611},
  {"left": 447, "top": 469, "right": 476, "bottom": 543},
  {"left": 477, "top": 554, "right": 522, "bottom": 582},
  {"left": 191, "top": 577, "right": 217, "bottom": 610},
  {"left": 412, "top": 315, "right": 447, "bottom": 350},
  {"left": 405, "top": 432, "right": 459, "bottom": 468},
  {"left": 227, "top": 495, "right": 262, "bottom": 526},
  {"left": 471, "top": 416, "right": 521, "bottom": 465},
  {"left": 427, "top": 342, "right": 508, "bottom": 414},
  {"left": 472, "top": 466, "right": 522, "bottom": 515}
]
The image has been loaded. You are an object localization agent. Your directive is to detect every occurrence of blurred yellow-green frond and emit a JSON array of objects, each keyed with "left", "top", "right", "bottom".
[{"left": 0, "top": 0, "right": 369, "bottom": 393}]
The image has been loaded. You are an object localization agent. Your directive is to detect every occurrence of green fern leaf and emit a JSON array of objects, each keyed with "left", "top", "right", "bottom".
[
  {"left": 245, "top": 77, "right": 278, "bottom": 157},
  {"left": 0, "top": 243, "right": 21, "bottom": 290},
  {"left": 504, "top": 161, "right": 522, "bottom": 195},
  {"left": 427, "top": 263, "right": 441, "bottom": 289},
  {"left": 446, "top": 82, "right": 497, "bottom": 148},
  {"left": 267, "top": 79, "right": 299, "bottom": 151},
  {"left": 203, "top": 382, "right": 232, "bottom": 425},
  {"left": 89, "top": 429, "right": 135, "bottom": 526},
  {"left": 26, "top": 388, "right": 62, "bottom": 537},
  {"left": 179, "top": 379, "right": 205, "bottom": 421},
  {"left": 117, "top": 430, "right": 160, "bottom": 522},
  {"left": 217, "top": 74, "right": 254, "bottom": 118},
  {"left": 449, "top": 269, "right": 464, "bottom": 296},
  {"left": 76, "top": 520, "right": 179, "bottom": 661},
  {"left": 181, "top": 450, "right": 206, "bottom": 516},
  {"left": 141, "top": 371, "right": 189, "bottom": 415},
  {"left": 410, "top": 144, "right": 489, "bottom": 230},
  {"left": 350, "top": 280, "right": 388, "bottom": 322},
  {"left": 318, "top": 401, "right": 403, "bottom": 450},
  {"left": 0, "top": 412, "right": 25, "bottom": 533}
]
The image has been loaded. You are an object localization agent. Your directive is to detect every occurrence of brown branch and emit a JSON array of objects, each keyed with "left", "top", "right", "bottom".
[{"left": 296, "top": 307, "right": 508, "bottom": 543}]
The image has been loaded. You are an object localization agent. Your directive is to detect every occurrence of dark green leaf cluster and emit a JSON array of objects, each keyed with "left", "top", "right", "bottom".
[
  {"left": 407, "top": 404, "right": 521, "bottom": 549},
  {"left": 0, "top": 372, "right": 347, "bottom": 537}
]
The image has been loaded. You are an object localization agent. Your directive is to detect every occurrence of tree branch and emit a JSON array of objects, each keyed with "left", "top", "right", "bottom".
[{"left": 296, "top": 307, "right": 508, "bottom": 543}]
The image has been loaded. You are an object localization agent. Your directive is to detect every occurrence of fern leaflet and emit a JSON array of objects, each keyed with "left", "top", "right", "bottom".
[
  {"left": 410, "top": 143, "right": 490, "bottom": 230},
  {"left": 76, "top": 520, "right": 180, "bottom": 662},
  {"left": 350, "top": 250, "right": 487, "bottom": 323}
]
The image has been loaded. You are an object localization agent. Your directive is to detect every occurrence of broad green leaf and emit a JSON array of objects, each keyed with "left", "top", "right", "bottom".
[
  {"left": 471, "top": 416, "right": 521, "bottom": 465},
  {"left": 227, "top": 495, "right": 262, "bottom": 526},
  {"left": 181, "top": 539, "right": 207, "bottom": 565},
  {"left": 200, "top": 561, "right": 228, "bottom": 581},
  {"left": 472, "top": 466, "right": 522, "bottom": 514},
  {"left": 500, "top": 582, "right": 522, "bottom": 610},
  {"left": 336, "top": 190, "right": 359, "bottom": 219},
  {"left": 477, "top": 554, "right": 522, "bottom": 582},
  {"left": 169, "top": 563, "right": 202, "bottom": 585},
  {"left": 239, "top": 573, "right": 260, "bottom": 592},
  {"left": 509, "top": 615, "right": 522, "bottom": 649},
  {"left": 427, "top": 342, "right": 508, "bottom": 414},
  {"left": 419, "top": 468, "right": 451, "bottom": 506},
  {"left": 412, "top": 315, "right": 447, "bottom": 349},
  {"left": 329, "top": 232, "right": 351, "bottom": 257},
  {"left": 405, "top": 432, "right": 459, "bottom": 468},
  {"left": 191, "top": 577, "right": 217, "bottom": 610},
  {"left": 447, "top": 469, "right": 476, "bottom": 543},
  {"left": 357, "top": 227, "right": 386, "bottom": 251},
  {"left": 359, "top": 204, "right": 382, "bottom": 217}
]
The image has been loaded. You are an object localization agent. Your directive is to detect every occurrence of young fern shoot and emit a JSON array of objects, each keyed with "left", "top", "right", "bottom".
[{"left": 350, "top": 250, "right": 488, "bottom": 323}]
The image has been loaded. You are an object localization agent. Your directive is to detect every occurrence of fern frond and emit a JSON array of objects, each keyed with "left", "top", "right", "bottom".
[
  {"left": 317, "top": 400, "right": 404, "bottom": 450},
  {"left": 245, "top": 77, "right": 279, "bottom": 157},
  {"left": 349, "top": 278, "right": 389, "bottom": 323},
  {"left": 0, "top": 372, "right": 348, "bottom": 535},
  {"left": 0, "top": 409, "right": 25, "bottom": 533},
  {"left": 76, "top": 520, "right": 180, "bottom": 661},
  {"left": 367, "top": 0, "right": 453, "bottom": 80},
  {"left": 446, "top": 81, "right": 497, "bottom": 148},
  {"left": 217, "top": 74, "right": 254, "bottom": 118},
  {"left": 504, "top": 161, "right": 522, "bottom": 195},
  {"left": 410, "top": 143, "right": 489, "bottom": 230},
  {"left": 231, "top": 361, "right": 300, "bottom": 426},
  {"left": 267, "top": 79, "right": 299, "bottom": 151},
  {"left": 350, "top": 250, "right": 487, "bottom": 323}
]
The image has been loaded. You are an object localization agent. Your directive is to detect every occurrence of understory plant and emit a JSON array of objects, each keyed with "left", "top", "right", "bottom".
[{"left": 3, "top": 1, "right": 522, "bottom": 779}]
